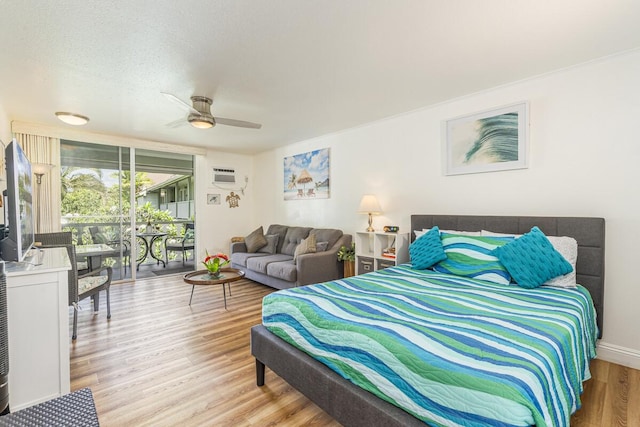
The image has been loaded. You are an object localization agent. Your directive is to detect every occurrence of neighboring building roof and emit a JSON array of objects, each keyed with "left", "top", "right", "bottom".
[{"left": 137, "top": 174, "right": 191, "bottom": 197}]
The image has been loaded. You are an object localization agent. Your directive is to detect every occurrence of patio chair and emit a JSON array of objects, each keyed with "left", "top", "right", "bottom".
[
  {"left": 35, "top": 232, "right": 112, "bottom": 340},
  {"left": 165, "top": 223, "right": 195, "bottom": 266},
  {"left": 88, "top": 226, "right": 131, "bottom": 273}
]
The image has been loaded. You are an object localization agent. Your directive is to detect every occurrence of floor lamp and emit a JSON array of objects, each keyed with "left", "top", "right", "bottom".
[{"left": 31, "top": 163, "right": 54, "bottom": 234}]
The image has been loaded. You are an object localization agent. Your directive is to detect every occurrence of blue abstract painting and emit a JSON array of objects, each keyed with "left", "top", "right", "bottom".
[{"left": 444, "top": 102, "right": 528, "bottom": 175}]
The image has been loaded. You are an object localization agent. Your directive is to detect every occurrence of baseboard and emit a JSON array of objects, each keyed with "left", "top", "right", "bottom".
[{"left": 596, "top": 341, "right": 640, "bottom": 370}]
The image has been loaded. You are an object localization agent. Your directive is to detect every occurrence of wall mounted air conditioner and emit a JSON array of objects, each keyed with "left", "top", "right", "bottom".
[{"left": 213, "top": 167, "right": 236, "bottom": 184}]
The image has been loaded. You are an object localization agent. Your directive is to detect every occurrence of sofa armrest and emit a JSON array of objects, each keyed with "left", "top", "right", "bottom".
[
  {"left": 296, "top": 234, "right": 352, "bottom": 286},
  {"left": 231, "top": 241, "right": 248, "bottom": 254}
]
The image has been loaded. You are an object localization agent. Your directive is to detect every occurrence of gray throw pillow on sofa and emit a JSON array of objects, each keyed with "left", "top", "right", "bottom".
[
  {"left": 245, "top": 226, "right": 268, "bottom": 253},
  {"left": 316, "top": 241, "right": 329, "bottom": 252},
  {"left": 258, "top": 234, "right": 279, "bottom": 254}
]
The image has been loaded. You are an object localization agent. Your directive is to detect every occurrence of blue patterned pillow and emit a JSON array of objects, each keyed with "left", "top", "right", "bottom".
[
  {"left": 492, "top": 226, "right": 573, "bottom": 289},
  {"left": 432, "top": 233, "right": 514, "bottom": 285},
  {"left": 409, "top": 226, "right": 446, "bottom": 270}
]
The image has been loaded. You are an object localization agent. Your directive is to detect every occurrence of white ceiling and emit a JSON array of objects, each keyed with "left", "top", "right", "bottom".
[{"left": 1, "top": 1, "right": 639, "bottom": 155}]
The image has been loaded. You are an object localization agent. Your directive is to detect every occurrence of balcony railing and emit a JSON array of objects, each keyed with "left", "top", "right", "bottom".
[
  {"left": 61, "top": 217, "right": 193, "bottom": 245},
  {"left": 60, "top": 217, "right": 195, "bottom": 280}
]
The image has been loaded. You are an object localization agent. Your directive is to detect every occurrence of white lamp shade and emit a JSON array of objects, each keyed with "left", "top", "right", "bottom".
[
  {"left": 357, "top": 194, "right": 382, "bottom": 215},
  {"left": 32, "top": 163, "right": 54, "bottom": 175}
]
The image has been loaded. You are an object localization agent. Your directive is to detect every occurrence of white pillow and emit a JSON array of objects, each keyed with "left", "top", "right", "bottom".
[
  {"left": 543, "top": 236, "right": 578, "bottom": 288},
  {"left": 482, "top": 229, "right": 578, "bottom": 288}
]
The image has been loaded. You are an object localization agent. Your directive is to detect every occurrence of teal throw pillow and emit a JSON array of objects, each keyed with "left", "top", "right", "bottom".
[
  {"left": 409, "top": 226, "right": 446, "bottom": 270},
  {"left": 492, "top": 226, "right": 573, "bottom": 289},
  {"left": 432, "top": 233, "right": 514, "bottom": 285}
]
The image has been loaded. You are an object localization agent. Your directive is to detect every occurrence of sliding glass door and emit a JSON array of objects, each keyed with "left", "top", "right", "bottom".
[{"left": 60, "top": 140, "right": 194, "bottom": 281}]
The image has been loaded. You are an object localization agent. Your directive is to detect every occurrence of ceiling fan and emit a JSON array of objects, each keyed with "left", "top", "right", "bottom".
[{"left": 162, "top": 92, "right": 262, "bottom": 130}]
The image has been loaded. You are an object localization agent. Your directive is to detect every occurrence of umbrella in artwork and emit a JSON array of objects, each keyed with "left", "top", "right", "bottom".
[{"left": 296, "top": 169, "right": 313, "bottom": 193}]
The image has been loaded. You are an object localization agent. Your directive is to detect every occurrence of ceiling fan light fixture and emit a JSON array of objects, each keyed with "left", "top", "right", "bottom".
[
  {"left": 55, "top": 112, "right": 90, "bottom": 126},
  {"left": 188, "top": 114, "right": 215, "bottom": 129},
  {"left": 187, "top": 96, "right": 216, "bottom": 129}
]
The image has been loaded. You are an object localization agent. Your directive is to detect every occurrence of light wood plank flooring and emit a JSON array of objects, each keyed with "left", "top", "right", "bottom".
[{"left": 70, "top": 275, "right": 639, "bottom": 426}]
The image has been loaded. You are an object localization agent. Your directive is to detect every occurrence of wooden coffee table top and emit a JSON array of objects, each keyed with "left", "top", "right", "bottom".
[{"left": 183, "top": 268, "right": 245, "bottom": 286}]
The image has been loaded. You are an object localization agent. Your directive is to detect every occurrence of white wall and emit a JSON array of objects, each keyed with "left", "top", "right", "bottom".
[
  {"left": 253, "top": 49, "right": 640, "bottom": 367},
  {"left": 0, "top": 104, "right": 9, "bottom": 140},
  {"left": 194, "top": 150, "right": 255, "bottom": 261}
]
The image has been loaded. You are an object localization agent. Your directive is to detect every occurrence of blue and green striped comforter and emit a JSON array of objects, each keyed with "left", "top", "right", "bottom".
[{"left": 262, "top": 265, "right": 598, "bottom": 427}]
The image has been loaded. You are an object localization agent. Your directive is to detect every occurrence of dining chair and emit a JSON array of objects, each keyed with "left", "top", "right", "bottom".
[
  {"left": 35, "top": 232, "right": 112, "bottom": 340},
  {"left": 165, "top": 223, "right": 195, "bottom": 266},
  {"left": 35, "top": 232, "right": 77, "bottom": 307}
]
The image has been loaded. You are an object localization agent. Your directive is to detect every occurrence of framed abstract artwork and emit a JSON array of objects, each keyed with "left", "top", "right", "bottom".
[
  {"left": 284, "top": 148, "right": 330, "bottom": 200},
  {"left": 442, "top": 102, "right": 529, "bottom": 175}
]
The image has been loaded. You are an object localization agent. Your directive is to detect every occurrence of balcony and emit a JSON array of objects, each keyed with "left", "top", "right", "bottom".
[{"left": 61, "top": 218, "right": 195, "bottom": 281}]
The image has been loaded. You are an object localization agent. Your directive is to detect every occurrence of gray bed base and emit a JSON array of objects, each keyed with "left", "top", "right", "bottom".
[{"left": 251, "top": 214, "right": 605, "bottom": 426}]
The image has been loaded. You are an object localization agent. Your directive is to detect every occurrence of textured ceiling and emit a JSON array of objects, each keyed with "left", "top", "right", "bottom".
[{"left": 1, "top": 1, "right": 639, "bottom": 154}]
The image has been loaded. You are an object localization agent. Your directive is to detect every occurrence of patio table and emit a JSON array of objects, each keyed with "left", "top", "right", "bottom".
[{"left": 136, "top": 232, "right": 167, "bottom": 269}]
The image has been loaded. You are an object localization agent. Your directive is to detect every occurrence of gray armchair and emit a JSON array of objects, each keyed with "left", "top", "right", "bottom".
[
  {"left": 35, "top": 232, "right": 112, "bottom": 340},
  {"left": 165, "top": 223, "right": 195, "bottom": 266}
]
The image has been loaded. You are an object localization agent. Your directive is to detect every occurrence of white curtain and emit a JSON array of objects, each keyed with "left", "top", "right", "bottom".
[{"left": 14, "top": 133, "right": 62, "bottom": 233}]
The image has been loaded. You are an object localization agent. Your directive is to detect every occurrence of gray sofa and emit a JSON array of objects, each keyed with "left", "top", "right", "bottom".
[{"left": 230, "top": 224, "right": 352, "bottom": 289}]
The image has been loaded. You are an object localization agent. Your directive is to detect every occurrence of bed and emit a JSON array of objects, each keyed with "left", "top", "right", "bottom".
[{"left": 250, "top": 215, "right": 605, "bottom": 427}]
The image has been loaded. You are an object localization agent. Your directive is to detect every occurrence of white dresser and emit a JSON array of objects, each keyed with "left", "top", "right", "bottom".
[{"left": 6, "top": 247, "right": 71, "bottom": 411}]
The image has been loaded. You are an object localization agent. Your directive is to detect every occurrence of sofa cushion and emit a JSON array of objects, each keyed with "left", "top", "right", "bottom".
[
  {"left": 266, "top": 260, "right": 297, "bottom": 282},
  {"left": 258, "top": 234, "right": 279, "bottom": 254},
  {"left": 294, "top": 234, "right": 317, "bottom": 261},
  {"left": 316, "top": 241, "right": 329, "bottom": 252},
  {"left": 280, "top": 227, "right": 312, "bottom": 256},
  {"left": 266, "top": 224, "right": 290, "bottom": 253},
  {"left": 230, "top": 252, "right": 269, "bottom": 268},
  {"left": 246, "top": 254, "right": 293, "bottom": 274},
  {"left": 245, "top": 226, "right": 268, "bottom": 253},
  {"left": 309, "top": 228, "right": 343, "bottom": 249}
]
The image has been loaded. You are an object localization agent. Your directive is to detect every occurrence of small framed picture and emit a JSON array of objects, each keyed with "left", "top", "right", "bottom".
[{"left": 207, "top": 193, "right": 221, "bottom": 205}]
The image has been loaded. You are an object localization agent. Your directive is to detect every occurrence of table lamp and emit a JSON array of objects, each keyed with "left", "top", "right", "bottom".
[{"left": 358, "top": 194, "right": 382, "bottom": 232}]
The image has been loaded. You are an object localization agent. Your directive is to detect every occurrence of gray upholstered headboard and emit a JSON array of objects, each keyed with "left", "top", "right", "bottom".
[{"left": 410, "top": 215, "right": 605, "bottom": 338}]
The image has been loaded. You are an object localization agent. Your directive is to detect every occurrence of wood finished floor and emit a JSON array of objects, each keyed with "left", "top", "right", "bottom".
[{"left": 70, "top": 275, "right": 640, "bottom": 427}]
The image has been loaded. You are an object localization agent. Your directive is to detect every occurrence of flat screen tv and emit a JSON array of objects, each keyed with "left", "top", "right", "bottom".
[{"left": 0, "top": 140, "right": 34, "bottom": 262}]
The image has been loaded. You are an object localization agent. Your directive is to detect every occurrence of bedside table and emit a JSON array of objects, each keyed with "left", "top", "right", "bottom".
[{"left": 354, "top": 231, "right": 409, "bottom": 275}]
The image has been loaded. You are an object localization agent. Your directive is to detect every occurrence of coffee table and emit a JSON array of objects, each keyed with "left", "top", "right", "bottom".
[{"left": 183, "top": 268, "right": 245, "bottom": 309}]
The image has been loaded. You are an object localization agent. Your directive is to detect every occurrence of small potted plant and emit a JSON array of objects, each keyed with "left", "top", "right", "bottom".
[
  {"left": 202, "top": 251, "right": 230, "bottom": 278},
  {"left": 337, "top": 242, "right": 356, "bottom": 278}
]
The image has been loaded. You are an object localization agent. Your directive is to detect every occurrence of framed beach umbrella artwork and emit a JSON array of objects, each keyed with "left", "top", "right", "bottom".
[
  {"left": 442, "top": 102, "right": 529, "bottom": 175},
  {"left": 284, "top": 148, "right": 330, "bottom": 200}
]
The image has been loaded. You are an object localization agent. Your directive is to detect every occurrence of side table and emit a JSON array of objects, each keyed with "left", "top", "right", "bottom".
[{"left": 183, "top": 268, "right": 245, "bottom": 309}]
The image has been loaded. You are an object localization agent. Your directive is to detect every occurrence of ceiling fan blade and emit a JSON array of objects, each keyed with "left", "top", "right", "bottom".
[
  {"left": 214, "top": 117, "right": 262, "bottom": 129},
  {"left": 165, "top": 117, "right": 188, "bottom": 128},
  {"left": 161, "top": 92, "right": 199, "bottom": 114}
]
